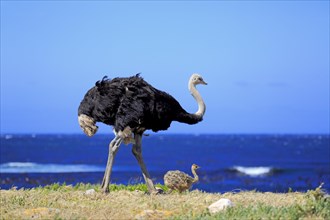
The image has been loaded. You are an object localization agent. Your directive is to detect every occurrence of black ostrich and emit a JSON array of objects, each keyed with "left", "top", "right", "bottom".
[{"left": 78, "top": 73, "right": 207, "bottom": 193}]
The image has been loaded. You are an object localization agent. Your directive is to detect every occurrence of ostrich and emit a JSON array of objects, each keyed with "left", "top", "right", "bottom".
[
  {"left": 164, "top": 164, "right": 200, "bottom": 193},
  {"left": 78, "top": 73, "right": 207, "bottom": 193}
]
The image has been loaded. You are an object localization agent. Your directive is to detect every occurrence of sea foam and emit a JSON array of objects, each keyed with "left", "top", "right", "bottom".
[{"left": 232, "top": 166, "right": 273, "bottom": 177}]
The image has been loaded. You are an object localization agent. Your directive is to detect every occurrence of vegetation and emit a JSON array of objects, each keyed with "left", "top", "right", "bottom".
[{"left": 1, "top": 183, "right": 329, "bottom": 219}]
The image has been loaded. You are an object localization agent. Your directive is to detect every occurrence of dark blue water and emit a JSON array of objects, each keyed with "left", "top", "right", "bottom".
[{"left": 1, "top": 134, "right": 329, "bottom": 193}]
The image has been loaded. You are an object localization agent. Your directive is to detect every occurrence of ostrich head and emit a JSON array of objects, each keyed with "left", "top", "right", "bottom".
[
  {"left": 78, "top": 114, "right": 98, "bottom": 137},
  {"left": 190, "top": 73, "right": 207, "bottom": 86},
  {"left": 192, "top": 164, "right": 201, "bottom": 170},
  {"left": 191, "top": 164, "right": 200, "bottom": 183},
  {"left": 188, "top": 73, "right": 207, "bottom": 118}
]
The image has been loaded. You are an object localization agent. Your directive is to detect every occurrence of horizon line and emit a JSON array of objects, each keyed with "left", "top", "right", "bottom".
[{"left": 1, "top": 132, "right": 329, "bottom": 136}]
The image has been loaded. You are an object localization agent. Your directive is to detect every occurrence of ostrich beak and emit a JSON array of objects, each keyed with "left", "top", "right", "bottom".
[{"left": 200, "top": 79, "right": 207, "bottom": 85}]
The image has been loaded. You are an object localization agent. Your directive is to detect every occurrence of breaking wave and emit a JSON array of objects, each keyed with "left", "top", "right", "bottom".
[
  {"left": 231, "top": 166, "right": 275, "bottom": 177},
  {"left": 0, "top": 162, "right": 105, "bottom": 173}
]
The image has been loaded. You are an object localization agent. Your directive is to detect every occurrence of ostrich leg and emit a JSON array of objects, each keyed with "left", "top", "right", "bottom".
[
  {"left": 101, "top": 135, "right": 122, "bottom": 193},
  {"left": 132, "top": 133, "right": 157, "bottom": 194}
]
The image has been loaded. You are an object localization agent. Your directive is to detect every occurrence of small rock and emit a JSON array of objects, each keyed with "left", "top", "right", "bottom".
[
  {"left": 208, "top": 198, "right": 234, "bottom": 214},
  {"left": 85, "top": 189, "right": 96, "bottom": 195}
]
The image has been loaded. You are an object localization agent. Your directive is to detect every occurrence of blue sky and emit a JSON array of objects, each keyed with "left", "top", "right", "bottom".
[{"left": 1, "top": 1, "right": 329, "bottom": 134}]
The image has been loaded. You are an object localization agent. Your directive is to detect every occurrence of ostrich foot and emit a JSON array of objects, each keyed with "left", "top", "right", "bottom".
[
  {"left": 101, "top": 184, "right": 109, "bottom": 193},
  {"left": 153, "top": 187, "right": 165, "bottom": 195},
  {"left": 143, "top": 188, "right": 163, "bottom": 195}
]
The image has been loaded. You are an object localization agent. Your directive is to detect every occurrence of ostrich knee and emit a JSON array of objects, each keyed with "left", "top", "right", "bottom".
[{"left": 118, "top": 127, "right": 135, "bottom": 145}]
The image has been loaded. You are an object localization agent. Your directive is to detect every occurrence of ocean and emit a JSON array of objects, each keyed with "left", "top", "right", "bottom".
[{"left": 1, "top": 134, "right": 329, "bottom": 193}]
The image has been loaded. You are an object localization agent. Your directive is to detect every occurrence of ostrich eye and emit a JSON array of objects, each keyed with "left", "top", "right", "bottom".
[{"left": 198, "top": 77, "right": 203, "bottom": 81}]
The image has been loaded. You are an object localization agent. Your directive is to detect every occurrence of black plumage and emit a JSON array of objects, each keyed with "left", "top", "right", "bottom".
[
  {"left": 78, "top": 74, "right": 202, "bottom": 134},
  {"left": 77, "top": 73, "right": 207, "bottom": 193}
]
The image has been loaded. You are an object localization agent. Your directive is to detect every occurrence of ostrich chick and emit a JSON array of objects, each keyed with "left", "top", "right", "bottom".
[{"left": 164, "top": 164, "right": 200, "bottom": 193}]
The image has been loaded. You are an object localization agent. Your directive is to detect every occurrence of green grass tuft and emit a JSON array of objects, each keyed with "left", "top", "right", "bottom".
[{"left": 33, "top": 182, "right": 169, "bottom": 193}]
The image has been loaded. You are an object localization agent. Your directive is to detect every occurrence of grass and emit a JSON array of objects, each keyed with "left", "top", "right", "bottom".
[{"left": 1, "top": 183, "right": 329, "bottom": 219}]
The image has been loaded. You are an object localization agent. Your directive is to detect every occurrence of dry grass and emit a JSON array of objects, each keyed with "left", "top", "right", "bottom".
[{"left": 0, "top": 184, "right": 329, "bottom": 219}]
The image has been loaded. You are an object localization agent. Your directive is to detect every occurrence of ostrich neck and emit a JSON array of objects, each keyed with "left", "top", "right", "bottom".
[
  {"left": 191, "top": 168, "right": 199, "bottom": 183},
  {"left": 188, "top": 82, "right": 206, "bottom": 118}
]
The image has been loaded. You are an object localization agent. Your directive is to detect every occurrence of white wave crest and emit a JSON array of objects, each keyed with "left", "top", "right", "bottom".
[
  {"left": 0, "top": 162, "right": 104, "bottom": 173},
  {"left": 3, "top": 162, "right": 38, "bottom": 168},
  {"left": 233, "top": 166, "right": 273, "bottom": 177},
  {"left": 4, "top": 135, "right": 13, "bottom": 140}
]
